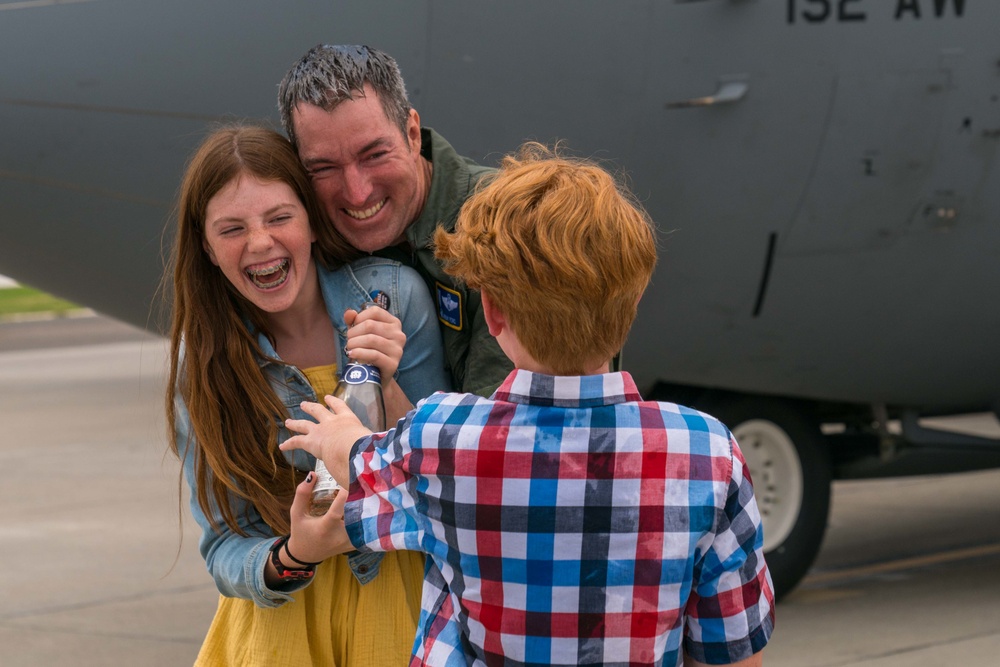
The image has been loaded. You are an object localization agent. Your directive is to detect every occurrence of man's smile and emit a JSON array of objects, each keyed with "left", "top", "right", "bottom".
[{"left": 344, "top": 199, "right": 386, "bottom": 220}]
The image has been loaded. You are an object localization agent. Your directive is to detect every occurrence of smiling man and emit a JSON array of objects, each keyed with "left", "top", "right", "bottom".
[{"left": 278, "top": 44, "right": 513, "bottom": 397}]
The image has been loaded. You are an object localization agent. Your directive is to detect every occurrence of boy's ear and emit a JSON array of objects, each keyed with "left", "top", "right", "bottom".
[{"left": 480, "top": 290, "right": 505, "bottom": 338}]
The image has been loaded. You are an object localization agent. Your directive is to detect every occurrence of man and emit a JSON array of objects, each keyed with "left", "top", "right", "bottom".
[{"left": 278, "top": 44, "right": 513, "bottom": 397}]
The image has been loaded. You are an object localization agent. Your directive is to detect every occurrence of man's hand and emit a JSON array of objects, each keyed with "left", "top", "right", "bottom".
[
  {"left": 282, "top": 396, "right": 373, "bottom": 488},
  {"left": 344, "top": 306, "right": 406, "bottom": 381}
]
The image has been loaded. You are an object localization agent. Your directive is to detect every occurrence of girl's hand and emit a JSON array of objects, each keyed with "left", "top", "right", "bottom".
[
  {"left": 343, "top": 307, "right": 406, "bottom": 381},
  {"left": 283, "top": 471, "right": 353, "bottom": 565}
]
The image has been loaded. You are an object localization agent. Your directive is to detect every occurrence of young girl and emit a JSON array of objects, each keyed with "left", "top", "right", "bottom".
[{"left": 166, "top": 125, "right": 450, "bottom": 665}]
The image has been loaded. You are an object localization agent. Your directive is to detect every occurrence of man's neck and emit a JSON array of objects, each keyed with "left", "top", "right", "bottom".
[{"left": 411, "top": 154, "right": 434, "bottom": 228}]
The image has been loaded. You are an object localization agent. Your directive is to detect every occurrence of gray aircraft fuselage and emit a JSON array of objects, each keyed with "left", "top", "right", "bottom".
[
  {"left": 1, "top": 0, "right": 995, "bottom": 415},
  {"left": 5, "top": 0, "right": 997, "bottom": 601}
]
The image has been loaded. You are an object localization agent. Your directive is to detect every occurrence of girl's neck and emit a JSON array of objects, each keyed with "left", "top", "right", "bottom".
[{"left": 263, "top": 272, "right": 338, "bottom": 369}]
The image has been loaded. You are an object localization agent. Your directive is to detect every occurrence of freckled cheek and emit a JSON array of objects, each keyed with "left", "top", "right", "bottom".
[
  {"left": 218, "top": 259, "right": 245, "bottom": 287},
  {"left": 208, "top": 244, "right": 234, "bottom": 270}
]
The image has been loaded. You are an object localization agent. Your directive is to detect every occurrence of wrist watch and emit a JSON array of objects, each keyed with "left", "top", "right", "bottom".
[{"left": 269, "top": 536, "right": 315, "bottom": 581}]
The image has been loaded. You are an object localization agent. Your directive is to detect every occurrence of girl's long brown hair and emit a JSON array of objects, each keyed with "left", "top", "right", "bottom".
[{"left": 166, "top": 125, "right": 355, "bottom": 535}]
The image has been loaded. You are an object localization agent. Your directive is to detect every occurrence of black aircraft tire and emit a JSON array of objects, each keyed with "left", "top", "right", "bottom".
[{"left": 701, "top": 397, "right": 832, "bottom": 601}]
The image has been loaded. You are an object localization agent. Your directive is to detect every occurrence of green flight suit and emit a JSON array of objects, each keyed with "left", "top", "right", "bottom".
[{"left": 377, "top": 128, "right": 514, "bottom": 397}]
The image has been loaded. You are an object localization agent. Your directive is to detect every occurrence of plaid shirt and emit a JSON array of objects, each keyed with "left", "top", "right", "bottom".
[{"left": 345, "top": 370, "right": 774, "bottom": 666}]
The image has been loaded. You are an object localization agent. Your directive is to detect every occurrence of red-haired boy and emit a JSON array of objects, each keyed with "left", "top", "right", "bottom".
[{"left": 283, "top": 144, "right": 774, "bottom": 666}]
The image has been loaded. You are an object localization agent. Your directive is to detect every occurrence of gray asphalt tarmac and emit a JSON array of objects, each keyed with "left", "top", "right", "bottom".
[{"left": 2, "top": 316, "right": 999, "bottom": 666}]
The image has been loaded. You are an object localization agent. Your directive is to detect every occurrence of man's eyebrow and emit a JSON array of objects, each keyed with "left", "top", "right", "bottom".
[
  {"left": 358, "top": 137, "right": 390, "bottom": 155},
  {"left": 301, "top": 137, "right": 389, "bottom": 169},
  {"left": 301, "top": 154, "right": 335, "bottom": 169}
]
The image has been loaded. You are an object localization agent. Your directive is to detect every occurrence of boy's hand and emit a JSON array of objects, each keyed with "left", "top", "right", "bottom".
[
  {"left": 344, "top": 307, "right": 406, "bottom": 381},
  {"left": 283, "top": 396, "right": 373, "bottom": 487}
]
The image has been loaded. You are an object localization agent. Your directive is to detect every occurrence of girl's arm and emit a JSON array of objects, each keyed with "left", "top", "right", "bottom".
[
  {"left": 176, "top": 404, "right": 301, "bottom": 608},
  {"left": 176, "top": 397, "right": 351, "bottom": 605}
]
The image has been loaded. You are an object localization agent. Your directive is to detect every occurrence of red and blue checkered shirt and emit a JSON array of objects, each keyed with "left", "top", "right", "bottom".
[{"left": 345, "top": 370, "right": 775, "bottom": 666}]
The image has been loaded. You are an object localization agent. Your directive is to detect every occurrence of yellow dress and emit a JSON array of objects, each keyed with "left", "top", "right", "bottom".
[{"left": 195, "top": 364, "right": 425, "bottom": 666}]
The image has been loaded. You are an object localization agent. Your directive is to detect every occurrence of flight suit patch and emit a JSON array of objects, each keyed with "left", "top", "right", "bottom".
[{"left": 436, "top": 282, "right": 462, "bottom": 331}]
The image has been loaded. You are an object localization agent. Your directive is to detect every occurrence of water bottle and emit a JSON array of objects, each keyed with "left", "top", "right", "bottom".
[
  {"left": 309, "top": 291, "right": 388, "bottom": 516},
  {"left": 309, "top": 456, "right": 340, "bottom": 516},
  {"left": 335, "top": 290, "right": 388, "bottom": 432}
]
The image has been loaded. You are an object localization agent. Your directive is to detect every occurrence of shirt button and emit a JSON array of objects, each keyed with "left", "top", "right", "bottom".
[{"left": 357, "top": 565, "right": 369, "bottom": 574}]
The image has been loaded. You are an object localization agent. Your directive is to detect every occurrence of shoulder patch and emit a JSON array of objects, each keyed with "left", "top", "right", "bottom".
[{"left": 435, "top": 282, "right": 463, "bottom": 331}]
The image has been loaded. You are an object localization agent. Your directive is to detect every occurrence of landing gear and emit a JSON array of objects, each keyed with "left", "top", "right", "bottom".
[{"left": 702, "top": 398, "right": 832, "bottom": 601}]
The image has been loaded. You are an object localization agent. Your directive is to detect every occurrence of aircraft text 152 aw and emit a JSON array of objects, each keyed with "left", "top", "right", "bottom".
[{"left": 787, "top": 0, "right": 967, "bottom": 24}]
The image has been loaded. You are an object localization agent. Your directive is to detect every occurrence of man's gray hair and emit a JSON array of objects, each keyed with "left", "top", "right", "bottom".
[{"left": 277, "top": 44, "right": 411, "bottom": 147}]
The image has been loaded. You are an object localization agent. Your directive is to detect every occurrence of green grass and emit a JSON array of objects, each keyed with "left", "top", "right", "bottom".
[{"left": 0, "top": 286, "right": 82, "bottom": 316}]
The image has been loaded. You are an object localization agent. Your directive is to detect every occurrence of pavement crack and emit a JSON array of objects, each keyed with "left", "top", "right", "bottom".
[
  {"left": 825, "top": 629, "right": 1000, "bottom": 666},
  {"left": 0, "top": 619, "right": 202, "bottom": 645},
  {"left": 0, "top": 582, "right": 216, "bottom": 622}
]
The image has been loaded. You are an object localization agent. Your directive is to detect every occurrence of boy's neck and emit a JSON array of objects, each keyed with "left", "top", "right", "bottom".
[
  {"left": 515, "top": 358, "right": 612, "bottom": 377},
  {"left": 482, "top": 291, "right": 613, "bottom": 377}
]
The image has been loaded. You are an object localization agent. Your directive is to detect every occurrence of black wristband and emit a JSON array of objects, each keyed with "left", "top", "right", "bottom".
[
  {"left": 269, "top": 536, "right": 315, "bottom": 581},
  {"left": 284, "top": 538, "right": 322, "bottom": 568}
]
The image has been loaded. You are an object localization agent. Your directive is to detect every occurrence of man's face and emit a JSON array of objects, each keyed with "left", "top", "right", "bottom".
[{"left": 292, "top": 86, "right": 425, "bottom": 253}]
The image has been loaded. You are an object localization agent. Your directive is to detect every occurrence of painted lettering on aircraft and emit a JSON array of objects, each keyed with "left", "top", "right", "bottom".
[{"left": 787, "top": 0, "right": 967, "bottom": 24}]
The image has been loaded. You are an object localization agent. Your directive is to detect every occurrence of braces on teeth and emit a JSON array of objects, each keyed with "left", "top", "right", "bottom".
[{"left": 246, "top": 259, "right": 289, "bottom": 286}]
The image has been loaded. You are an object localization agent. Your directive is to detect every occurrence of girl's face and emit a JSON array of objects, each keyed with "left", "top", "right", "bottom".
[{"left": 202, "top": 174, "right": 317, "bottom": 315}]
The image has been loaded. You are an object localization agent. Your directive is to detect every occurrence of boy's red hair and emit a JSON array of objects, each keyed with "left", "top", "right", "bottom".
[{"left": 435, "top": 143, "right": 657, "bottom": 375}]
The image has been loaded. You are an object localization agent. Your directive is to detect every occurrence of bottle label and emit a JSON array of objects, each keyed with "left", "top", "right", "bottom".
[
  {"left": 313, "top": 459, "right": 340, "bottom": 493},
  {"left": 342, "top": 364, "right": 381, "bottom": 385}
]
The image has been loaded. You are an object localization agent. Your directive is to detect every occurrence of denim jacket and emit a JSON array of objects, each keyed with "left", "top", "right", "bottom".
[{"left": 176, "top": 257, "right": 451, "bottom": 608}]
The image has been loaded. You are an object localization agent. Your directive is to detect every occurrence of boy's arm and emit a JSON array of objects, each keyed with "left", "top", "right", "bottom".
[
  {"left": 282, "top": 396, "right": 372, "bottom": 489},
  {"left": 685, "top": 652, "right": 763, "bottom": 667},
  {"left": 684, "top": 432, "right": 775, "bottom": 663}
]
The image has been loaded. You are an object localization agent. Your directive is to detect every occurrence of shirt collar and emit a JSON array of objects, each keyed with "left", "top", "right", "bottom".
[
  {"left": 406, "top": 127, "right": 484, "bottom": 250},
  {"left": 492, "top": 369, "right": 643, "bottom": 408}
]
